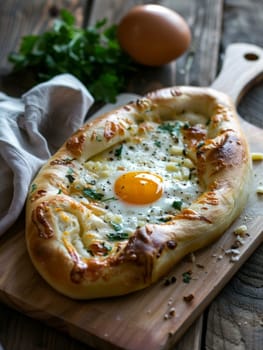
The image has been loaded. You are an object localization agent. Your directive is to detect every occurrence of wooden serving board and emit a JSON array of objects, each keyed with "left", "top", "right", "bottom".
[{"left": 0, "top": 43, "right": 263, "bottom": 350}]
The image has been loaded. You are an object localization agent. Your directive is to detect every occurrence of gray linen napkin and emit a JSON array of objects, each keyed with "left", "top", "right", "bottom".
[{"left": 0, "top": 74, "right": 94, "bottom": 235}]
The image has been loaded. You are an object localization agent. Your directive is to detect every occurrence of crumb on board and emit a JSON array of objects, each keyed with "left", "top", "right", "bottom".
[
  {"left": 233, "top": 224, "right": 248, "bottom": 236},
  {"left": 167, "top": 297, "right": 173, "bottom": 306},
  {"left": 163, "top": 275, "right": 177, "bottom": 286},
  {"left": 163, "top": 307, "right": 176, "bottom": 320},
  {"left": 185, "top": 252, "right": 196, "bottom": 263},
  {"left": 256, "top": 185, "right": 263, "bottom": 194},
  {"left": 182, "top": 270, "right": 192, "bottom": 283},
  {"left": 225, "top": 248, "right": 240, "bottom": 256},
  {"left": 211, "top": 225, "right": 249, "bottom": 262},
  {"left": 224, "top": 246, "right": 242, "bottom": 263},
  {"left": 183, "top": 294, "right": 194, "bottom": 302},
  {"left": 196, "top": 263, "right": 205, "bottom": 269}
]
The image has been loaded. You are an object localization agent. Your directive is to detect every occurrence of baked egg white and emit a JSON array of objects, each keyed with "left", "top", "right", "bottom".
[{"left": 68, "top": 119, "right": 204, "bottom": 241}]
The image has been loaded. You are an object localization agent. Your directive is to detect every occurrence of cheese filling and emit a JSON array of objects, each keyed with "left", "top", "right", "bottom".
[{"left": 56, "top": 119, "right": 205, "bottom": 251}]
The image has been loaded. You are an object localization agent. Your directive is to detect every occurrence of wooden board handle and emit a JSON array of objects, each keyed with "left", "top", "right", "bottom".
[{"left": 211, "top": 43, "right": 263, "bottom": 104}]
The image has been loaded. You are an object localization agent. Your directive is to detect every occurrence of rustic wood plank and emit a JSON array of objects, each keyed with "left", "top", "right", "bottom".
[
  {"left": 221, "top": 0, "right": 263, "bottom": 128},
  {"left": 205, "top": 1, "right": 263, "bottom": 349},
  {"left": 173, "top": 0, "right": 223, "bottom": 86},
  {"left": 205, "top": 246, "right": 263, "bottom": 350},
  {"left": 174, "top": 315, "right": 204, "bottom": 350},
  {"left": 0, "top": 303, "right": 87, "bottom": 350}
]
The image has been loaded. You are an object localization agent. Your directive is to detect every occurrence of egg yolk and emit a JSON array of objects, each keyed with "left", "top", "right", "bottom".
[{"left": 114, "top": 171, "right": 163, "bottom": 205}]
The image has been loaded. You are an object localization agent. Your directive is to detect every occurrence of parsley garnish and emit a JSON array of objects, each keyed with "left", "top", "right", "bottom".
[
  {"left": 158, "top": 217, "right": 173, "bottom": 223},
  {"left": 102, "top": 197, "right": 117, "bottom": 202},
  {"left": 110, "top": 221, "right": 122, "bottom": 231},
  {"left": 197, "top": 141, "right": 205, "bottom": 149},
  {"left": 66, "top": 174, "right": 75, "bottom": 183},
  {"left": 83, "top": 188, "right": 104, "bottom": 200},
  {"left": 102, "top": 242, "right": 112, "bottom": 254},
  {"left": 182, "top": 271, "right": 192, "bottom": 283},
  {"left": 106, "top": 232, "right": 129, "bottom": 241},
  {"left": 206, "top": 118, "right": 211, "bottom": 126},
  {"left": 8, "top": 9, "right": 136, "bottom": 103},
  {"left": 114, "top": 144, "right": 123, "bottom": 158},
  {"left": 96, "top": 136, "right": 103, "bottom": 142},
  {"left": 30, "top": 183, "right": 37, "bottom": 193},
  {"left": 158, "top": 122, "right": 182, "bottom": 137},
  {"left": 172, "top": 200, "right": 183, "bottom": 211},
  {"left": 154, "top": 140, "right": 161, "bottom": 148},
  {"left": 158, "top": 123, "right": 176, "bottom": 134}
]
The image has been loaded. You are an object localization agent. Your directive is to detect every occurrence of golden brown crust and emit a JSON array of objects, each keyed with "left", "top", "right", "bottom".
[{"left": 25, "top": 86, "right": 252, "bottom": 299}]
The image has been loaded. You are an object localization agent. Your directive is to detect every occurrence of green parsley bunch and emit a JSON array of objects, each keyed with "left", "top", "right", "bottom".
[{"left": 9, "top": 9, "right": 135, "bottom": 103}]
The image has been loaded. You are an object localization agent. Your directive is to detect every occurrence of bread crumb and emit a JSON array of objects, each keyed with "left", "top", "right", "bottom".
[
  {"left": 196, "top": 263, "right": 204, "bottom": 269},
  {"left": 256, "top": 185, "right": 263, "bottom": 194},
  {"left": 225, "top": 248, "right": 240, "bottom": 255},
  {"left": 183, "top": 294, "right": 194, "bottom": 302},
  {"left": 169, "top": 307, "right": 176, "bottom": 316},
  {"left": 233, "top": 225, "right": 248, "bottom": 236},
  {"left": 235, "top": 235, "right": 245, "bottom": 246},
  {"left": 163, "top": 307, "right": 176, "bottom": 320},
  {"left": 230, "top": 255, "right": 240, "bottom": 262}
]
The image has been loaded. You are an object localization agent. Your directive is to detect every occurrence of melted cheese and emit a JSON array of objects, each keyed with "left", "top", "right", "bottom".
[{"left": 57, "top": 119, "right": 207, "bottom": 257}]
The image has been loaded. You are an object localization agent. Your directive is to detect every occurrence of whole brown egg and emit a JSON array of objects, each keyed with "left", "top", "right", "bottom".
[{"left": 117, "top": 4, "right": 191, "bottom": 66}]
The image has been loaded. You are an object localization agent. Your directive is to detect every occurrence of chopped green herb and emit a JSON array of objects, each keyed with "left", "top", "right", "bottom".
[
  {"left": 102, "top": 242, "right": 112, "bottom": 254},
  {"left": 154, "top": 140, "right": 161, "bottom": 148},
  {"left": 206, "top": 118, "right": 211, "bottom": 126},
  {"left": 114, "top": 144, "right": 123, "bottom": 158},
  {"left": 158, "top": 122, "right": 182, "bottom": 137},
  {"left": 158, "top": 216, "right": 173, "bottom": 223},
  {"left": 88, "top": 242, "right": 112, "bottom": 257},
  {"left": 189, "top": 168, "right": 195, "bottom": 180},
  {"left": 8, "top": 9, "right": 136, "bottom": 103},
  {"left": 57, "top": 189, "right": 62, "bottom": 194},
  {"left": 83, "top": 188, "right": 104, "bottom": 200},
  {"left": 96, "top": 136, "right": 103, "bottom": 142},
  {"left": 67, "top": 167, "right": 74, "bottom": 174},
  {"left": 87, "top": 249, "right": 94, "bottom": 257},
  {"left": 172, "top": 200, "right": 183, "bottom": 211},
  {"left": 30, "top": 183, "right": 37, "bottom": 193},
  {"left": 85, "top": 178, "right": 96, "bottom": 185},
  {"left": 182, "top": 271, "right": 192, "bottom": 283},
  {"left": 158, "top": 123, "right": 175, "bottom": 134},
  {"left": 197, "top": 141, "right": 205, "bottom": 149},
  {"left": 106, "top": 232, "right": 129, "bottom": 241},
  {"left": 63, "top": 157, "right": 74, "bottom": 163},
  {"left": 66, "top": 174, "right": 75, "bottom": 183},
  {"left": 110, "top": 221, "right": 122, "bottom": 231},
  {"left": 102, "top": 196, "right": 117, "bottom": 202}
]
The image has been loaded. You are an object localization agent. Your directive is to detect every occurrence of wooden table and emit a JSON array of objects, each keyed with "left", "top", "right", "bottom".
[{"left": 0, "top": 1, "right": 262, "bottom": 349}]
